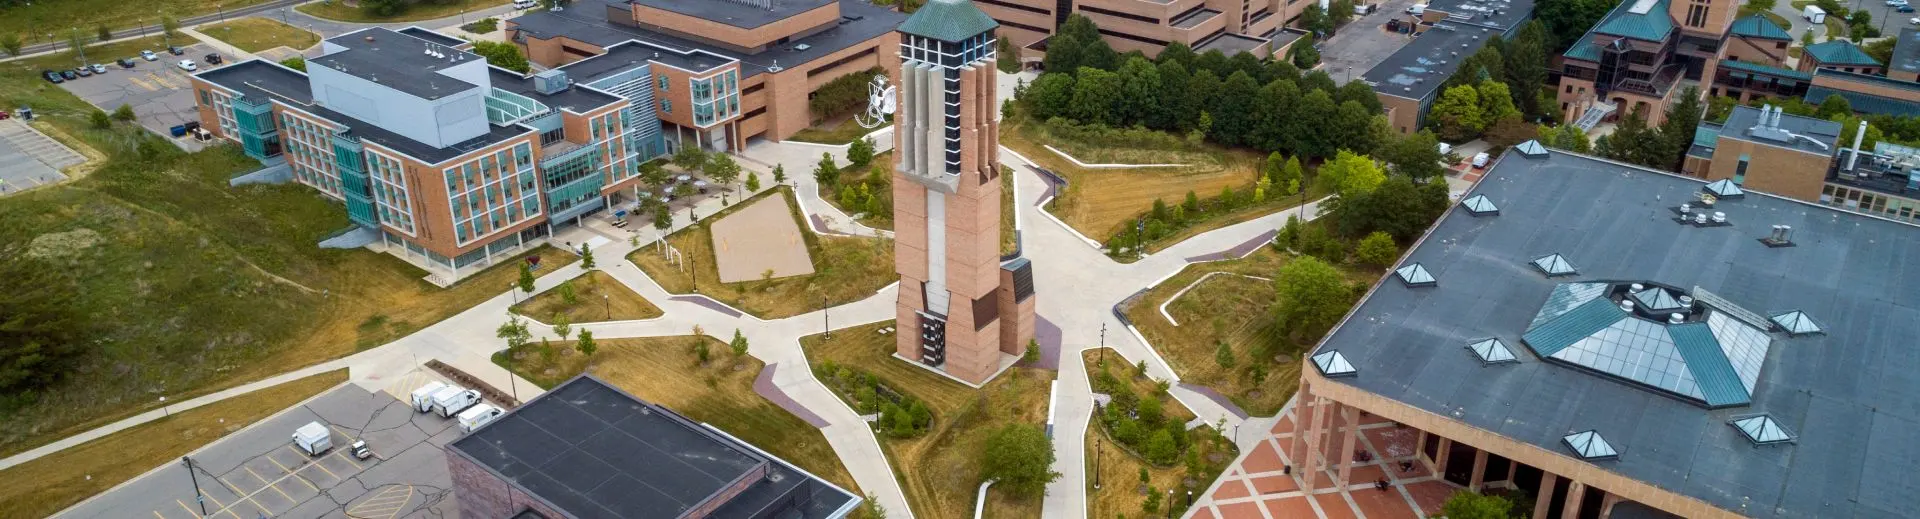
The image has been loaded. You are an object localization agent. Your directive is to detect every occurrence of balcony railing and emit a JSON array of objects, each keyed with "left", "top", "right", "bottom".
[{"left": 1610, "top": 64, "right": 1683, "bottom": 97}]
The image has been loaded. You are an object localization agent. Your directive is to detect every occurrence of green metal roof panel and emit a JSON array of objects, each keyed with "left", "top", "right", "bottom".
[
  {"left": 1805, "top": 86, "right": 1920, "bottom": 116},
  {"left": 1729, "top": 14, "right": 1791, "bottom": 40},
  {"left": 897, "top": 0, "right": 998, "bottom": 42},
  {"left": 1718, "top": 59, "right": 1812, "bottom": 80},
  {"left": 1806, "top": 41, "right": 1883, "bottom": 67},
  {"left": 1666, "top": 323, "right": 1751, "bottom": 407},
  {"left": 1523, "top": 298, "right": 1625, "bottom": 357},
  {"left": 1693, "top": 124, "right": 1721, "bottom": 148},
  {"left": 1593, "top": 0, "right": 1674, "bottom": 41}
]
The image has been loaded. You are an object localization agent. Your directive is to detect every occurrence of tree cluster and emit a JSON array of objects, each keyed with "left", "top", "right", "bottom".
[
  {"left": 1092, "top": 363, "right": 1190, "bottom": 465},
  {"left": 1536, "top": 0, "right": 1621, "bottom": 52},
  {"left": 1595, "top": 87, "right": 1702, "bottom": 171},
  {"left": 814, "top": 361, "right": 933, "bottom": 438},
  {"left": 980, "top": 423, "right": 1060, "bottom": 498},
  {"left": 1430, "top": 21, "right": 1553, "bottom": 139},
  {"left": 809, "top": 67, "right": 883, "bottom": 120},
  {"left": 471, "top": 40, "right": 530, "bottom": 73}
]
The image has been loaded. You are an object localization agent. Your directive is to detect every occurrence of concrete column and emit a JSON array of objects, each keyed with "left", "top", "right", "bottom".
[
  {"left": 1302, "top": 396, "right": 1330, "bottom": 492},
  {"left": 1561, "top": 481, "right": 1587, "bottom": 519},
  {"left": 1505, "top": 459, "right": 1519, "bottom": 486},
  {"left": 1598, "top": 493, "right": 1622, "bottom": 519},
  {"left": 1468, "top": 449, "right": 1489, "bottom": 491},
  {"left": 1291, "top": 381, "right": 1311, "bottom": 470},
  {"left": 1336, "top": 405, "right": 1360, "bottom": 487},
  {"left": 1532, "top": 473, "right": 1557, "bottom": 519},
  {"left": 1434, "top": 438, "right": 1453, "bottom": 475}
]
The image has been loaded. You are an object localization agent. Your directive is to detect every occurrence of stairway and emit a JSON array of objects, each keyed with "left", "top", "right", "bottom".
[{"left": 1574, "top": 101, "right": 1617, "bottom": 131}]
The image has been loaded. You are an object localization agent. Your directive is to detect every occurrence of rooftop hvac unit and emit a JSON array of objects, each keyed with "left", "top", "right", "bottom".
[{"left": 534, "top": 69, "right": 570, "bottom": 95}]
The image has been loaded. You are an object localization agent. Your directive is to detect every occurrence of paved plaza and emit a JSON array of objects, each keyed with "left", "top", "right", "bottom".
[
  {"left": 1192, "top": 407, "right": 1461, "bottom": 519},
  {"left": 0, "top": 119, "right": 81, "bottom": 194}
]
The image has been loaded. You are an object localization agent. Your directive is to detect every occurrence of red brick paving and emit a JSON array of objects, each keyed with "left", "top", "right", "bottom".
[
  {"left": 1312, "top": 493, "right": 1360, "bottom": 519},
  {"left": 1350, "top": 483, "right": 1418, "bottom": 519},
  {"left": 1404, "top": 480, "right": 1462, "bottom": 516},
  {"left": 1359, "top": 413, "right": 1395, "bottom": 426},
  {"left": 1261, "top": 496, "right": 1317, "bottom": 518},
  {"left": 1244, "top": 441, "right": 1286, "bottom": 474},
  {"left": 1248, "top": 475, "right": 1299, "bottom": 495},
  {"left": 1213, "top": 479, "right": 1252, "bottom": 500},
  {"left": 1216, "top": 501, "right": 1266, "bottom": 519},
  {"left": 1363, "top": 426, "right": 1421, "bottom": 460},
  {"left": 1273, "top": 414, "right": 1296, "bottom": 435},
  {"left": 1190, "top": 506, "right": 1217, "bottom": 519}
]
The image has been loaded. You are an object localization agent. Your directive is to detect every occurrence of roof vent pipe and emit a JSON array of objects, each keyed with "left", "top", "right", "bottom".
[
  {"left": 1680, "top": 203, "right": 1691, "bottom": 214},
  {"left": 1621, "top": 300, "right": 1636, "bottom": 312},
  {"left": 1848, "top": 120, "right": 1869, "bottom": 171},
  {"left": 1631, "top": 283, "right": 1645, "bottom": 292},
  {"left": 1678, "top": 295, "right": 1694, "bottom": 307},
  {"left": 1712, "top": 212, "right": 1727, "bottom": 223},
  {"left": 1669, "top": 313, "right": 1686, "bottom": 324},
  {"left": 1695, "top": 213, "right": 1709, "bottom": 224}
]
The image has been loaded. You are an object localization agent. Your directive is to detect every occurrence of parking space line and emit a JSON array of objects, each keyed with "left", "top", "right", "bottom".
[
  {"left": 333, "top": 446, "right": 365, "bottom": 470},
  {"left": 153, "top": 509, "right": 169, "bottom": 519},
  {"left": 266, "top": 455, "right": 318, "bottom": 492},
  {"left": 246, "top": 466, "right": 297, "bottom": 503},
  {"left": 307, "top": 455, "right": 341, "bottom": 480},
  {"left": 195, "top": 492, "right": 243, "bottom": 519},
  {"left": 129, "top": 76, "right": 158, "bottom": 91},
  {"left": 175, "top": 499, "right": 201, "bottom": 518}
]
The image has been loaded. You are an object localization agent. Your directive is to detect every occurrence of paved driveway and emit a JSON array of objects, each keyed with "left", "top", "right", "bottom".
[
  {"left": 56, "top": 43, "right": 218, "bottom": 151},
  {"left": 1320, "top": 0, "right": 1426, "bottom": 84},
  {"left": 58, "top": 383, "right": 462, "bottom": 519}
]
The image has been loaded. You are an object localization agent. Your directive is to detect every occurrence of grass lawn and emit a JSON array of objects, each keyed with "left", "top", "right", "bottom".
[
  {"left": 1121, "top": 247, "right": 1376, "bottom": 416},
  {"left": 1000, "top": 112, "right": 1321, "bottom": 251},
  {"left": 1085, "top": 349, "right": 1238, "bottom": 519},
  {"left": 490, "top": 336, "right": 861, "bottom": 495},
  {"left": 510, "top": 270, "right": 662, "bottom": 323},
  {"left": 790, "top": 117, "right": 889, "bottom": 145},
  {"left": 801, "top": 321, "right": 1051, "bottom": 519},
  {"left": 0, "top": 369, "right": 346, "bottom": 519},
  {"left": 296, "top": 0, "right": 507, "bottom": 23},
  {"left": 627, "top": 186, "right": 894, "bottom": 319},
  {"left": 0, "top": 59, "right": 578, "bottom": 458},
  {"left": 0, "top": 0, "right": 271, "bottom": 43},
  {"left": 198, "top": 18, "right": 318, "bottom": 53}
]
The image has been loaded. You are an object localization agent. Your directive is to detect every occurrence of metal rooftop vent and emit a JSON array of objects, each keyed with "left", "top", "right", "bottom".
[
  {"left": 1704, "top": 179, "right": 1746, "bottom": 199},
  {"left": 1466, "top": 338, "right": 1518, "bottom": 364},
  {"left": 1310, "top": 350, "right": 1357, "bottom": 377},
  {"left": 1515, "top": 139, "right": 1549, "bottom": 157},
  {"left": 1729, "top": 415, "right": 1795, "bottom": 445},
  {"left": 1561, "top": 430, "right": 1618, "bottom": 460},
  {"left": 1461, "top": 194, "right": 1499, "bottom": 216},
  {"left": 1395, "top": 263, "right": 1436, "bottom": 287},
  {"left": 1531, "top": 253, "right": 1577, "bottom": 277},
  {"left": 1770, "top": 311, "right": 1823, "bottom": 336}
]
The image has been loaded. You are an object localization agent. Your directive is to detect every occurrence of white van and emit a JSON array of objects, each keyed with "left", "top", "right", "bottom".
[
  {"left": 409, "top": 381, "right": 449, "bottom": 413},
  {"left": 457, "top": 404, "right": 506, "bottom": 433},
  {"left": 512, "top": 0, "right": 538, "bottom": 8},
  {"left": 430, "top": 387, "right": 482, "bottom": 418},
  {"left": 292, "top": 422, "right": 332, "bottom": 456},
  {"left": 1804, "top": 5, "right": 1826, "bottom": 23}
]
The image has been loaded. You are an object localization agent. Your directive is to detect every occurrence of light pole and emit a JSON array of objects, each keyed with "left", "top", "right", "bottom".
[
  {"left": 182, "top": 457, "right": 208, "bottom": 516},
  {"left": 1098, "top": 323, "right": 1106, "bottom": 366},
  {"left": 603, "top": 294, "right": 610, "bottom": 320},
  {"left": 159, "top": 396, "right": 169, "bottom": 417},
  {"left": 216, "top": 4, "right": 224, "bottom": 23},
  {"left": 822, "top": 296, "right": 831, "bottom": 339},
  {"left": 1165, "top": 488, "right": 1174, "bottom": 519},
  {"left": 1093, "top": 436, "right": 1102, "bottom": 490}
]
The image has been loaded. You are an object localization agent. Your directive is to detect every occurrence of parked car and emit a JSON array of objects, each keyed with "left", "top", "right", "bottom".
[
  {"left": 42, "top": 70, "right": 64, "bottom": 83},
  {"left": 141, "top": 49, "right": 159, "bottom": 61},
  {"left": 1887, "top": 0, "right": 1906, "bottom": 6},
  {"left": 168, "top": 45, "right": 185, "bottom": 55},
  {"left": 429, "top": 387, "right": 482, "bottom": 418},
  {"left": 204, "top": 53, "right": 222, "bottom": 65},
  {"left": 59, "top": 70, "right": 77, "bottom": 80},
  {"left": 1912, "top": 16, "right": 1920, "bottom": 24},
  {"left": 73, "top": 67, "right": 92, "bottom": 77},
  {"left": 512, "top": 0, "right": 537, "bottom": 8},
  {"left": 349, "top": 440, "right": 373, "bottom": 460},
  {"left": 457, "top": 404, "right": 505, "bottom": 433},
  {"left": 177, "top": 59, "right": 197, "bottom": 71},
  {"left": 1900, "top": 5, "right": 1916, "bottom": 13},
  {"left": 116, "top": 58, "right": 136, "bottom": 68},
  {"left": 89, "top": 64, "right": 107, "bottom": 74}
]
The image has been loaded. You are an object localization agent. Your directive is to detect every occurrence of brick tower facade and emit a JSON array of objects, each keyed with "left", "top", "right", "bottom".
[{"left": 891, "top": 0, "right": 1036, "bottom": 385}]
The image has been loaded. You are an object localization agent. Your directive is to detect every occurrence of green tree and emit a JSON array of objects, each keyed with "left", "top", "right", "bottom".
[
  {"left": 1142, "top": 486, "right": 1163, "bottom": 514},
  {"left": 704, "top": 153, "right": 742, "bottom": 193},
  {"left": 814, "top": 152, "right": 840, "bottom": 187},
  {"left": 162, "top": 16, "right": 181, "bottom": 37},
  {"left": 1817, "top": 93, "right": 1854, "bottom": 119},
  {"left": 1507, "top": 21, "right": 1551, "bottom": 116},
  {"left": 1145, "top": 429, "right": 1178, "bottom": 464},
  {"left": 112, "top": 104, "right": 136, "bottom": 122},
  {"left": 848, "top": 137, "right": 875, "bottom": 168},
  {"left": 1317, "top": 150, "right": 1386, "bottom": 198},
  {"left": 730, "top": 329, "right": 749, "bottom": 356},
  {"left": 88, "top": 109, "right": 111, "bottom": 129},
  {"left": 95, "top": 24, "right": 111, "bottom": 42},
  {"left": 1115, "top": 57, "right": 1162, "bottom": 126},
  {"left": 1538, "top": 124, "right": 1592, "bottom": 153},
  {"left": 1301, "top": 4, "right": 1334, "bottom": 36},
  {"left": 1355, "top": 231, "right": 1399, "bottom": 267},
  {"left": 639, "top": 161, "right": 671, "bottom": 187},
  {"left": 772, "top": 164, "right": 788, "bottom": 184},
  {"left": 861, "top": 494, "right": 889, "bottom": 519},
  {"left": 1138, "top": 467, "right": 1151, "bottom": 485},
  {"left": 558, "top": 281, "right": 578, "bottom": 305},
  {"left": 653, "top": 203, "right": 673, "bottom": 232},
  {"left": 1742, "top": 0, "right": 1776, "bottom": 14},
  {"left": 997, "top": 36, "right": 1020, "bottom": 73},
  {"left": 551, "top": 314, "right": 572, "bottom": 341},
  {"left": 497, "top": 314, "right": 533, "bottom": 355},
  {"left": 981, "top": 424, "right": 1060, "bottom": 497},
  {"left": 1069, "top": 67, "right": 1122, "bottom": 125},
  {"left": 745, "top": 172, "right": 761, "bottom": 193},
  {"left": 1134, "top": 359, "right": 1148, "bottom": 378},
  {"left": 0, "top": 33, "right": 22, "bottom": 57},
  {"left": 1291, "top": 34, "right": 1321, "bottom": 69},
  {"left": 280, "top": 56, "right": 306, "bottom": 72},
  {"left": 1477, "top": 81, "right": 1522, "bottom": 127},
  {"left": 579, "top": 243, "right": 595, "bottom": 269},
  {"left": 471, "top": 41, "right": 530, "bottom": 73},
  {"left": 1023, "top": 72, "right": 1076, "bottom": 119},
  {"left": 1654, "top": 87, "right": 1706, "bottom": 170},
  {"left": 517, "top": 262, "right": 537, "bottom": 293},
  {"left": 576, "top": 329, "right": 597, "bottom": 356},
  {"left": 1273, "top": 256, "right": 1353, "bottom": 338},
  {"left": 1379, "top": 130, "right": 1445, "bottom": 180},
  {"left": 1023, "top": 338, "right": 1041, "bottom": 364},
  {"left": 674, "top": 145, "right": 709, "bottom": 173},
  {"left": 0, "top": 255, "right": 87, "bottom": 392},
  {"left": 1431, "top": 85, "right": 1486, "bottom": 141},
  {"left": 1440, "top": 490, "right": 1515, "bottom": 519},
  {"left": 1330, "top": 176, "right": 1449, "bottom": 241},
  {"left": 1214, "top": 341, "right": 1236, "bottom": 368},
  {"left": 1802, "top": 28, "right": 1815, "bottom": 47},
  {"left": 1536, "top": 0, "right": 1614, "bottom": 50},
  {"left": 1706, "top": 96, "right": 1737, "bottom": 123}
]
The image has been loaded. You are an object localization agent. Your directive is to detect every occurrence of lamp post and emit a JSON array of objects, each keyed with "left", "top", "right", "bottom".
[
  {"left": 823, "top": 296, "right": 832, "bottom": 339},
  {"left": 159, "top": 396, "right": 169, "bottom": 417},
  {"left": 1166, "top": 488, "right": 1174, "bottom": 519},
  {"left": 603, "top": 294, "right": 610, "bottom": 320},
  {"left": 216, "top": 4, "right": 224, "bottom": 23},
  {"left": 1098, "top": 323, "right": 1106, "bottom": 366},
  {"left": 182, "top": 457, "right": 208, "bottom": 516},
  {"left": 1093, "top": 436, "right": 1102, "bottom": 490}
]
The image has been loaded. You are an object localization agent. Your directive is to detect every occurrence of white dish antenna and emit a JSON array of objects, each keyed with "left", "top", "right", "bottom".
[{"left": 855, "top": 75, "right": 895, "bottom": 129}]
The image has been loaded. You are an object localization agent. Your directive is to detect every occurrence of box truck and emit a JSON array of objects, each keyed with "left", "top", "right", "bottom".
[
  {"left": 430, "top": 387, "right": 482, "bottom": 418},
  {"left": 457, "top": 404, "right": 506, "bottom": 433},
  {"left": 292, "top": 422, "right": 332, "bottom": 457},
  {"left": 1804, "top": 6, "right": 1826, "bottom": 23},
  {"left": 409, "top": 381, "right": 448, "bottom": 413}
]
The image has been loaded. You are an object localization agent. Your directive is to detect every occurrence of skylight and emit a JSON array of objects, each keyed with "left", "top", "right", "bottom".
[
  {"left": 1631, "top": 286, "right": 1686, "bottom": 312},
  {"left": 1770, "top": 311, "right": 1822, "bottom": 336},
  {"left": 1704, "top": 179, "right": 1746, "bottom": 199},
  {"left": 1311, "top": 350, "right": 1356, "bottom": 377},
  {"left": 1396, "top": 263, "right": 1436, "bottom": 287},
  {"left": 1467, "top": 338, "right": 1518, "bottom": 364},
  {"left": 1516, "top": 139, "right": 1549, "bottom": 157},
  {"left": 1562, "top": 430, "right": 1618, "bottom": 459},
  {"left": 1729, "top": 415, "right": 1795, "bottom": 445},
  {"left": 1531, "top": 254, "right": 1577, "bottom": 277},
  {"left": 1462, "top": 195, "right": 1499, "bottom": 216},
  {"left": 1524, "top": 282, "right": 1775, "bottom": 408}
]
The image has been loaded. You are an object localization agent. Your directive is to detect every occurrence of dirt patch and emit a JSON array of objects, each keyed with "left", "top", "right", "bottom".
[{"left": 25, "top": 228, "right": 102, "bottom": 260}]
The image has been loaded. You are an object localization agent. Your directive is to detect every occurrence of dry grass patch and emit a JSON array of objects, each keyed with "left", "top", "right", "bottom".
[
  {"left": 511, "top": 270, "right": 662, "bottom": 323},
  {"left": 296, "top": 0, "right": 506, "bottom": 23},
  {"left": 199, "top": 18, "right": 318, "bottom": 53},
  {"left": 493, "top": 335, "right": 861, "bottom": 494},
  {"left": 0, "top": 369, "right": 346, "bottom": 519},
  {"left": 801, "top": 321, "right": 1050, "bottom": 519},
  {"left": 628, "top": 187, "right": 893, "bottom": 319}
]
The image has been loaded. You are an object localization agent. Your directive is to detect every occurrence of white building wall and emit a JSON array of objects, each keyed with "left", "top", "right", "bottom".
[{"left": 308, "top": 63, "right": 490, "bottom": 149}]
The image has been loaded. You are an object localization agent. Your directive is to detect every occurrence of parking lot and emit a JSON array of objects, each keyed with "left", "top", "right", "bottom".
[
  {"left": 57, "top": 370, "right": 486, "bottom": 519},
  {"left": 55, "top": 43, "right": 221, "bottom": 152},
  {"left": 1320, "top": 0, "right": 1425, "bottom": 84},
  {"left": 0, "top": 119, "right": 83, "bottom": 194}
]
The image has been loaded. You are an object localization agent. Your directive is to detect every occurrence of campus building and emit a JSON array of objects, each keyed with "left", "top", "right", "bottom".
[
  {"left": 1889, "top": 28, "right": 1920, "bottom": 83},
  {"left": 504, "top": 0, "right": 905, "bottom": 148},
  {"left": 190, "top": 27, "right": 648, "bottom": 283},
  {"left": 1805, "top": 68, "right": 1920, "bottom": 118},
  {"left": 1281, "top": 143, "right": 1920, "bottom": 519},
  {"left": 890, "top": 0, "right": 1038, "bottom": 385},
  {"left": 1360, "top": 0, "right": 1537, "bottom": 135},
  {"left": 1683, "top": 104, "right": 1920, "bottom": 224},
  {"left": 445, "top": 375, "right": 861, "bottom": 519}
]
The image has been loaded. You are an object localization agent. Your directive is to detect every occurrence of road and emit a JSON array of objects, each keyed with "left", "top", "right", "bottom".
[
  {"left": 11, "top": 0, "right": 309, "bottom": 57},
  {"left": 5, "top": 1, "right": 530, "bottom": 63}
]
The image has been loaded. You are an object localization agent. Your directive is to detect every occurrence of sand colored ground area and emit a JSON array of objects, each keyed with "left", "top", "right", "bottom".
[{"left": 711, "top": 195, "right": 815, "bottom": 282}]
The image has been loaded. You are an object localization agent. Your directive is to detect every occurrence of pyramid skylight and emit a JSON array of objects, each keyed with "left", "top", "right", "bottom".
[
  {"left": 1311, "top": 350, "right": 1356, "bottom": 377},
  {"left": 1531, "top": 254, "right": 1577, "bottom": 277},
  {"left": 1466, "top": 338, "right": 1518, "bottom": 364},
  {"left": 1396, "top": 263, "right": 1436, "bottom": 287},
  {"left": 1516, "top": 140, "right": 1549, "bottom": 158},
  {"left": 1770, "top": 311, "right": 1822, "bottom": 336},
  {"left": 1704, "top": 179, "right": 1746, "bottom": 199},
  {"left": 1562, "top": 430, "right": 1618, "bottom": 460},
  {"left": 1462, "top": 194, "right": 1499, "bottom": 216},
  {"left": 1729, "top": 415, "right": 1795, "bottom": 445},
  {"left": 1632, "top": 287, "right": 1686, "bottom": 311}
]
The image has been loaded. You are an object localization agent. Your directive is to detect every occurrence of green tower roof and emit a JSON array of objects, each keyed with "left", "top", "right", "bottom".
[{"left": 897, "top": 0, "right": 998, "bottom": 42}]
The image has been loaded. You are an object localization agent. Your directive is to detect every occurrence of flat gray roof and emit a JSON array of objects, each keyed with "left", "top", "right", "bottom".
[
  {"left": 488, "top": 67, "right": 623, "bottom": 113},
  {"left": 628, "top": 0, "right": 835, "bottom": 29},
  {"left": 1310, "top": 148, "right": 1920, "bottom": 519},
  {"left": 509, "top": 0, "right": 903, "bottom": 78},
  {"left": 1888, "top": 28, "right": 1920, "bottom": 80},
  {"left": 310, "top": 27, "right": 482, "bottom": 100},
  {"left": 1716, "top": 105, "right": 1842, "bottom": 156},
  {"left": 1194, "top": 32, "right": 1266, "bottom": 56},
  {"left": 1362, "top": 0, "right": 1534, "bottom": 101}
]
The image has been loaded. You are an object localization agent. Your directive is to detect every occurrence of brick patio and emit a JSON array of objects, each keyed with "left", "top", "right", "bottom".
[{"left": 1185, "top": 406, "right": 1466, "bottom": 519}]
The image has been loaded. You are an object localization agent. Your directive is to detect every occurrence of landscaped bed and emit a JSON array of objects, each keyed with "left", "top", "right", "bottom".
[
  {"left": 295, "top": 0, "right": 506, "bottom": 23},
  {"left": 801, "top": 321, "right": 1051, "bottom": 519},
  {"left": 510, "top": 270, "right": 662, "bottom": 323},
  {"left": 491, "top": 334, "right": 862, "bottom": 495},
  {"left": 1082, "top": 350, "right": 1237, "bottom": 518},
  {"left": 626, "top": 186, "right": 894, "bottom": 319},
  {"left": 198, "top": 18, "right": 318, "bottom": 53}
]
